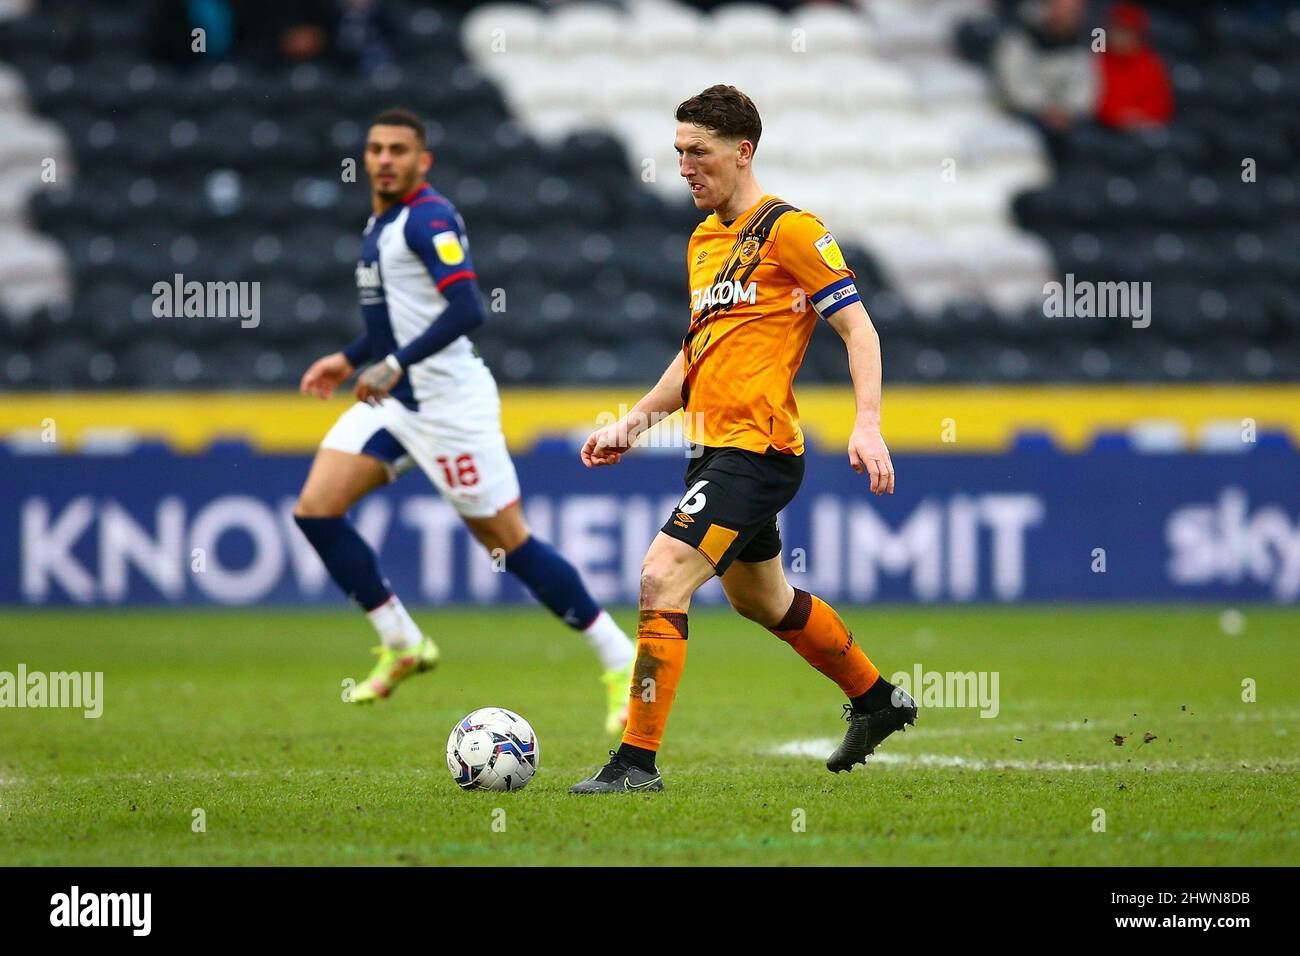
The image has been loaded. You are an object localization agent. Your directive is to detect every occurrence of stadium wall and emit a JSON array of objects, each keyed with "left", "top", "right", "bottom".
[{"left": 2, "top": 384, "right": 1297, "bottom": 607}]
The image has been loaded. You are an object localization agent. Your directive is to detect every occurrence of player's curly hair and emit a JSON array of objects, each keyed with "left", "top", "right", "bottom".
[
  {"left": 675, "top": 85, "right": 762, "bottom": 152},
  {"left": 369, "top": 107, "right": 427, "bottom": 146}
]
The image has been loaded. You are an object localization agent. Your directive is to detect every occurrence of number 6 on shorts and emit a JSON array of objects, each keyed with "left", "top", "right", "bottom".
[{"left": 678, "top": 479, "right": 709, "bottom": 514}]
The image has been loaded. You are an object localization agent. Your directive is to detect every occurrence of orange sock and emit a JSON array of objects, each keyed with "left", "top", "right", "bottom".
[
  {"left": 621, "top": 609, "right": 688, "bottom": 753},
  {"left": 768, "top": 589, "right": 879, "bottom": 698}
]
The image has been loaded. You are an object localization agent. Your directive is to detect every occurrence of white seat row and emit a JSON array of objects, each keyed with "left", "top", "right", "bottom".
[
  {"left": 481, "top": 50, "right": 920, "bottom": 115},
  {"left": 464, "top": 1, "right": 880, "bottom": 60},
  {"left": 0, "top": 230, "right": 71, "bottom": 317},
  {"left": 0, "top": 63, "right": 72, "bottom": 316},
  {"left": 859, "top": 223, "right": 1052, "bottom": 317},
  {"left": 862, "top": 0, "right": 994, "bottom": 57},
  {"left": 464, "top": 0, "right": 1051, "bottom": 316}
]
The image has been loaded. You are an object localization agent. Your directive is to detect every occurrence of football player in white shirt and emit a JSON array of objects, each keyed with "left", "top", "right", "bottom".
[{"left": 294, "top": 109, "right": 633, "bottom": 732}]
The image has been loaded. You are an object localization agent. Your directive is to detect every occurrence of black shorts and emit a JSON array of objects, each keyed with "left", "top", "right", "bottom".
[{"left": 660, "top": 444, "right": 805, "bottom": 575}]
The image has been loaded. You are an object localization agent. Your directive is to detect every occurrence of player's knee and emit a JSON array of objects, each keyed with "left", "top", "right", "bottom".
[
  {"left": 467, "top": 506, "right": 530, "bottom": 555},
  {"left": 293, "top": 490, "right": 344, "bottom": 519},
  {"left": 638, "top": 563, "right": 664, "bottom": 608},
  {"left": 730, "top": 594, "right": 777, "bottom": 626},
  {"left": 732, "top": 591, "right": 789, "bottom": 628},
  {"left": 639, "top": 554, "right": 689, "bottom": 609},
  {"left": 726, "top": 576, "right": 795, "bottom": 628}
]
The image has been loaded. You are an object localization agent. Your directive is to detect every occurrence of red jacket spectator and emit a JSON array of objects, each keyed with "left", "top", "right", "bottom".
[{"left": 1096, "top": 2, "right": 1174, "bottom": 128}]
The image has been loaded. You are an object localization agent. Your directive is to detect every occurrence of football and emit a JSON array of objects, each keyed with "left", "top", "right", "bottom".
[{"left": 445, "top": 707, "right": 539, "bottom": 792}]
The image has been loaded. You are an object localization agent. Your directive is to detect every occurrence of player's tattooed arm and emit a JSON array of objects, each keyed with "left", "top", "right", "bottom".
[
  {"left": 354, "top": 355, "right": 403, "bottom": 405},
  {"left": 826, "top": 301, "right": 895, "bottom": 496}
]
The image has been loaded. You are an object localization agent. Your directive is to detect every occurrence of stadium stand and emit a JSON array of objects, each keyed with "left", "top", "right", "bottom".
[
  {"left": 969, "top": 0, "right": 1300, "bottom": 382},
  {"left": 465, "top": 0, "right": 1054, "bottom": 334},
  {"left": 0, "top": 0, "right": 70, "bottom": 327},
  {"left": 0, "top": 0, "right": 1295, "bottom": 390}
]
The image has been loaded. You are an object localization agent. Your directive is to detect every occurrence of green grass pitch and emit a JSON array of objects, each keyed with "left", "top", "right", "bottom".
[{"left": 1, "top": 606, "right": 1297, "bottom": 866}]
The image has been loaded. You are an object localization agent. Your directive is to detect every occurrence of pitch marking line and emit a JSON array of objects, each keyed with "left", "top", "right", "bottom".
[
  {"left": 767, "top": 740, "right": 1300, "bottom": 772},
  {"left": 863, "top": 709, "right": 1300, "bottom": 740}
]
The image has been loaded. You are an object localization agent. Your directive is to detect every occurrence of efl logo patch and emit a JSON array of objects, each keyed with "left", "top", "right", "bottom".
[
  {"left": 433, "top": 231, "right": 465, "bottom": 265},
  {"left": 814, "top": 232, "right": 845, "bottom": 270}
]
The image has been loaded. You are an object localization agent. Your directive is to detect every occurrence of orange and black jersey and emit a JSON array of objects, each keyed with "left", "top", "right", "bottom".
[{"left": 681, "top": 195, "right": 859, "bottom": 456}]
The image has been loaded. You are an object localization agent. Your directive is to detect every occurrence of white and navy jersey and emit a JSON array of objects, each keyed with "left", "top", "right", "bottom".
[{"left": 355, "top": 184, "right": 491, "bottom": 409}]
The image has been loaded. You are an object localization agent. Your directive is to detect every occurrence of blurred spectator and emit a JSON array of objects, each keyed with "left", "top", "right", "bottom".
[
  {"left": 257, "top": 1, "right": 335, "bottom": 64},
  {"left": 151, "top": 0, "right": 336, "bottom": 65},
  {"left": 337, "top": 0, "right": 397, "bottom": 73},
  {"left": 151, "top": 0, "right": 235, "bottom": 61},
  {"left": 994, "top": 0, "right": 1097, "bottom": 163},
  {"left": 1095, "top": 2, "right": 1173, "bottom": 129}
]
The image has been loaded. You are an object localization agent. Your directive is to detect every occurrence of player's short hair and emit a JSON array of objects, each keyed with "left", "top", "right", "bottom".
[
  {"left": 368, "top": 107, "right": 427, "bottom": 147},
  {"left": 675, "top": 85, "right": 762, "bottom": 153}
]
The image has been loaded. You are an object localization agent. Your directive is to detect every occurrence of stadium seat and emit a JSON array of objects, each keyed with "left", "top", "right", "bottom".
[{"left": 0, "top": 0, "right": 1293, "bottom": 387}]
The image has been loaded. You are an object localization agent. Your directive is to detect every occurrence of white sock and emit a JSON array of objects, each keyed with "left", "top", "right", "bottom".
[
  {"left": 366, "top": 595, "right": 422, "bottom": 650},
  {"left": 582, "top": 610, "right": 635, "bottom": 672}
]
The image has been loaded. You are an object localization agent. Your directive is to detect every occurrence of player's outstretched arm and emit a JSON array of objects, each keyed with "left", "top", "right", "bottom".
[
  {"left": 300, "top": 351, "right": 356, "bottom": 399},
  {"left": 580, "top": 351, "right": 686, "bottom": 468},
  {"left": 301, "top": 333, "right": 367, "bottom": 399},
  {"left": 826, "top": 301, "right": 895, "bottom": 496}
]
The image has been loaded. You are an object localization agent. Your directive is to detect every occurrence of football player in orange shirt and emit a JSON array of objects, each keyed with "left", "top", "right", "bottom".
[{"left": 570, "top": 86, "right": 916, "bottom": 794}]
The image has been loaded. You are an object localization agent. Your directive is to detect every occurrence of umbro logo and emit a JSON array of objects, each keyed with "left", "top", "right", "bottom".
[{"left": 674, "top": 512, "right": 694, "bottom": 525}]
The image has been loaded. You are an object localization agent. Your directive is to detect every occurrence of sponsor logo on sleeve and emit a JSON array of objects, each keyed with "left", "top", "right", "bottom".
[
  {"left": 814, "top": 232, "right": 845, "bottom": 270},
  {"left": 433, "top": 231, "right": 466, "bottom": 266}
]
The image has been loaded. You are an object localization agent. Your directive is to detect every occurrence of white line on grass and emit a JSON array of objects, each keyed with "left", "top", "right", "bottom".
[
  {"left": 766, "top": 740, "right": 1299, "bottom": 772},
  {"left": 872, "top": 708, "right": 1300, "bottom": 741}
]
